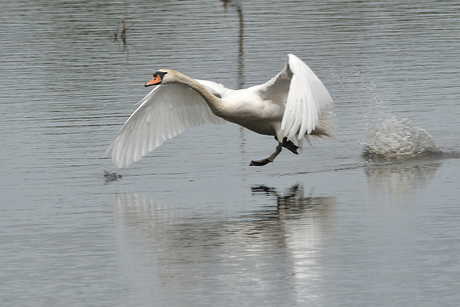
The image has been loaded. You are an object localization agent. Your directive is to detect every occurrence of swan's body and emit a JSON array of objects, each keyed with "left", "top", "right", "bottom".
[{"left": 107, "top": 54, "right": 335, "bottom": 168}]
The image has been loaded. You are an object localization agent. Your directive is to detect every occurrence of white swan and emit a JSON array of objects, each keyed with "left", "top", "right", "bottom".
[{"left": 106, "top": 54, "right": 335, "bottom": 168}]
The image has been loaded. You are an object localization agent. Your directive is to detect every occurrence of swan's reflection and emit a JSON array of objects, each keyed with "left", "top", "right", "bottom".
[
  {"left": 364, "top": 160, "right": 441, "bottom": 197},
  {"left": 248, "top": 184, "right": 336, "bottom": 295},
  {"left": 114, "top": 185, "right": 336, "bottom": 304}
]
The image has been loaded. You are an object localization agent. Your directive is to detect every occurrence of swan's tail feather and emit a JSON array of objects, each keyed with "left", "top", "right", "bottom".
[
  {"left": 305, "top": 111, "right": 336, "bottom": 141},
  {"left": 291, "top": 111, "right": 335, "bottom": 151}
]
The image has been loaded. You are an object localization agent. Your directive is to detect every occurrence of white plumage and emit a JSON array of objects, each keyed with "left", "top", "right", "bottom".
[{"left": 107, "top": 54, "right": 335, "bottom": 168}]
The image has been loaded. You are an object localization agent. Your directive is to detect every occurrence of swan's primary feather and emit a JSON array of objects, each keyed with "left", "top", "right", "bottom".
[
  {"left": 257, "top": 54, "right": 334, "bottom": 141},
  {"left": 107, "top": 83, "right": 224, "bottom": 168}
]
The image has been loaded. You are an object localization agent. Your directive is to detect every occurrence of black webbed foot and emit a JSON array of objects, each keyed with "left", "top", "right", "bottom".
[
  {"left": 249, "top": 158, "right": 273, "bottom": 166},
  {"left": 282, "top": 137, "right": 299, "bottom": 155}
]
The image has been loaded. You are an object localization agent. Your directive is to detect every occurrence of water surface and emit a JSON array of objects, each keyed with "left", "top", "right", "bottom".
[{"left": 1, "top": 0, "right": 460, "bottom": 306}]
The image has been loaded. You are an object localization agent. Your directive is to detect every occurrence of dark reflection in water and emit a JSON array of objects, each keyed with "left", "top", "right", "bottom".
[
  {"left": 221, "top": 0, "right": 245, "bottom": 88},
  {"left": 112, "top": 2, "right": 136, "bottom": 50},
  {"left": 114, "top": 186, "right": 336, "bottom": 304},
  {"left": 251, "top": 184, "right": 333, "bottom": 210}
]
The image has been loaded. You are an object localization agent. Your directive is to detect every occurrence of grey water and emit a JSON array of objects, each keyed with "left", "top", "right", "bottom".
[{"left": 1, "top": 0, "right": 460, "bottom": 306}]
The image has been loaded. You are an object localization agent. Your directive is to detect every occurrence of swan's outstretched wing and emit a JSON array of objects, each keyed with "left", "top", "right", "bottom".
[
  {"left": 107, "top": 83, "right": 225, "bottom": 168},
  {"left": 257, "top": 54, "right": 334, "bottom": 140}
]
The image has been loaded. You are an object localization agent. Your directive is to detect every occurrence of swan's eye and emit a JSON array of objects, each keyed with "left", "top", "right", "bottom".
[{"left": 154, "top": 71, "right": 167, "bottom": 78}]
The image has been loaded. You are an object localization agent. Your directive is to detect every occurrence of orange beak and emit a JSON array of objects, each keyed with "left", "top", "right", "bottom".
[{"left": 145, "top": 75, "right": 162, "bottom": 87}]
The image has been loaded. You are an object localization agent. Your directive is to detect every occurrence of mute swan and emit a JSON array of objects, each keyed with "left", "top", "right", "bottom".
[{"left": 106, "top": 54, "right": 335, "bottom": 168}]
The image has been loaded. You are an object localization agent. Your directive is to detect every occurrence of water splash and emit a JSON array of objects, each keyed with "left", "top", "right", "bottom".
[{"left": 362, "top": 116, "right": 442, "bottom": 163}]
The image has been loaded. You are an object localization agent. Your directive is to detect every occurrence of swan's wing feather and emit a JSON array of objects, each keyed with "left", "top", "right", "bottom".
[
  {"left": 255, "top": 63, "right": 292, "bottom": 105},
  {"left": 257, "top": 54, "right": 334, "bottom": 140},
  {"left": 107, "top": 83, "right": 225, "bottom": 168},
  {"left": 282, "top": 54, "right": 334, "bottom": 139}
]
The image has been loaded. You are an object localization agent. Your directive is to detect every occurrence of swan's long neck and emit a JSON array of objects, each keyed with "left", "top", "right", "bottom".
[{"left": 173, "top": 72, "right": 225, "bottom": 116}]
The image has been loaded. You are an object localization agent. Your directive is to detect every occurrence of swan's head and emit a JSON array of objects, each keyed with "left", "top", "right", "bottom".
[{"left": 145, "top": 69, "right": 174, "bottom": 87}]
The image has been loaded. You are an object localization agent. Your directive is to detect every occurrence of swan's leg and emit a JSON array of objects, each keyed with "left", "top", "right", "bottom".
[{"left": 249, "top": 143, "right": 283, "bottom": 166}]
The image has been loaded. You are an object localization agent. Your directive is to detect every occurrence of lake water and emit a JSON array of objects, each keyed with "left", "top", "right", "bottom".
[{"left": 1, "top": 0, "right": 460, "bottom": 306}]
